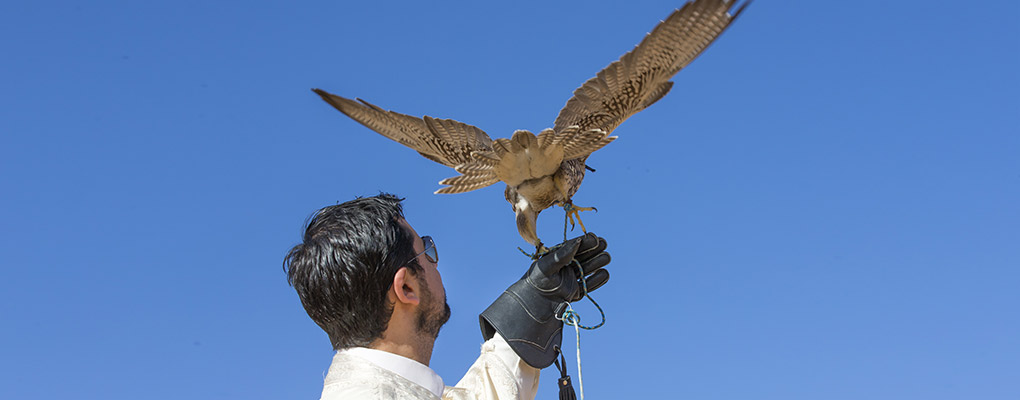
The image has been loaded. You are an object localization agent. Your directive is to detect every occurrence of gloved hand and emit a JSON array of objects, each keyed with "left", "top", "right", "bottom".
[{"left": 479, "top": 232, "right": 611, "bottom": 368}]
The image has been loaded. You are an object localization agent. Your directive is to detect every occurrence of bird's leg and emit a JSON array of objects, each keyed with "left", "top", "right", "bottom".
[
  {"left": 562, "top": 201, "right": 597, "bottom": 239},
  {"left": 517, "top": 242, "right": 550, "bottom": 260}
]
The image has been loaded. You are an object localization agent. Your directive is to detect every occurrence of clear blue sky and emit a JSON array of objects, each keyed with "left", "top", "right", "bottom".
[{"left": 2, "top": 1, "right": 1018, "bottom": 398}]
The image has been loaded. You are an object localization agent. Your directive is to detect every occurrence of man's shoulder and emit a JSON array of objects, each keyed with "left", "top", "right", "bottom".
[
  {"left": 321, "top": 383, "right": 377, "bottom": 399},
  {"left": 321, "top": 352, "right": 440, "bottom": 400}
]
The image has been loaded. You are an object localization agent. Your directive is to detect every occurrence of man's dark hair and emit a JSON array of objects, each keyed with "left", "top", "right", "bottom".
[{"left": 283, "top": 193, "right": 423, "bottom": 350}]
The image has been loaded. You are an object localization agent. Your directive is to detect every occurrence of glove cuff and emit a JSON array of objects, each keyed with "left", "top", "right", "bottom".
[{"left": 479, "top": 288, "right": 567, "bottom": 369}]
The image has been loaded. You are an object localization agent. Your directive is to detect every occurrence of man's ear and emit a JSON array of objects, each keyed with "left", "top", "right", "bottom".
[{"left": 391, "top": 267, "right": 420, "bottom": 305}]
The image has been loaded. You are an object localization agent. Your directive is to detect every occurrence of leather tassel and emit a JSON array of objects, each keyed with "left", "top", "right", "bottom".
[{"left": 554, "top": 348, "right": 577, "bottom": 400}]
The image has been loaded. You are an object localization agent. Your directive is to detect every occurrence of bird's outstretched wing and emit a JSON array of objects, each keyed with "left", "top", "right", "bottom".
[
  {"left": 313, "top": 88, "right": 494, "bottom": 168},
  {"left": 553, "top": 0, "right": 750, "bottom": 134}
]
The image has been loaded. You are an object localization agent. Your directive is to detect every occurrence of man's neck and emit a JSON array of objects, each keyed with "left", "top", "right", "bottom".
[{"left": 370, "top": 336, "right": 433, "bottom": 366}]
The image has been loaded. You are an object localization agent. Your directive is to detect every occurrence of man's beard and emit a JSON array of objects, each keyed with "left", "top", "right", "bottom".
[{"left": 416, "top": 280, "right": 451, "bottom": 339}]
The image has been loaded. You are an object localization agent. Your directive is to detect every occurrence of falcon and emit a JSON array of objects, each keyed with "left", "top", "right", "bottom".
[{"left": 315, "top": 0, "right": 750, "bottom": 251}]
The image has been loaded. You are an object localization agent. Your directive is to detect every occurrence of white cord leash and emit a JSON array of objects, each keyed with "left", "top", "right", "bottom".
[
  {"left": 556, "top": 259, "right": 607, "bottom": 400},
  {"left": 534, "top": 245, "right": 605, "bottom": 400},
  {"left": 570, "top": 311, "right": 585, "bottom": 399}
]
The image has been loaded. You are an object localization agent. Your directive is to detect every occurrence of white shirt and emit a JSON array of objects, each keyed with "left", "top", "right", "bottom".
[
  {"left": 320, "top": 334, "right": 540, "bottom": 400},
  {"left": 340, "top": 347, "right": 445, "bottom": 398}
]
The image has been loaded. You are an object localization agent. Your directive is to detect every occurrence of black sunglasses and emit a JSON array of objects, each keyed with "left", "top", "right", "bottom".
[{"left": 404, "top": 235, "right": 438, "bottom": 266}]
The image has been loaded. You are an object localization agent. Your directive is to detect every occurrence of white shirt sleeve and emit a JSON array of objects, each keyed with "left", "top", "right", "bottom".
[{"left": 443, "top": 334, "right": 540, "bottom": 400}]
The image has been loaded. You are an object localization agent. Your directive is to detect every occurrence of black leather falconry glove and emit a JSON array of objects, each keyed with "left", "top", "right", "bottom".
[{"left": 480, "top": 232, "right": 611, "bottom": 368}]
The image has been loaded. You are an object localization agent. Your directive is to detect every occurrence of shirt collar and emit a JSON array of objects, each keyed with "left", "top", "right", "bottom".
[{"left": 340, "top": 347, "right": 445, "bottom": 398}]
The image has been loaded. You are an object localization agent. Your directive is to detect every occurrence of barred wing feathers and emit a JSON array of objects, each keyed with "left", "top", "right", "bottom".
[
  {"left": 553, "top": 0, "right": 750, "bottom": 135},
  {"left": 313, "top": 89, "right": 494, "bottom": 168}
]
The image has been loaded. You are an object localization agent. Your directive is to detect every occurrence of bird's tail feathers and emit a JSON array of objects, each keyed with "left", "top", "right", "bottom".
[{"left": 436, "top": 126, "right": 613, "bottom": 194}]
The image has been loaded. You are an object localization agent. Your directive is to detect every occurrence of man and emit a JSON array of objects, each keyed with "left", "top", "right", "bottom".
[{"left": 283, "top": 193, "right": 611, "bottom": 399}]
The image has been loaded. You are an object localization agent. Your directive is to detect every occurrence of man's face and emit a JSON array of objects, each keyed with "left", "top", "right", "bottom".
[{"left": 399, "top": 219, "right": 451, "bottom": 339}]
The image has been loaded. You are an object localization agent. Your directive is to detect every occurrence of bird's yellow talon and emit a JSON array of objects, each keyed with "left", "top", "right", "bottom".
[{"left": 562, "top": 202, "right": 596, "bottom": 236}]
